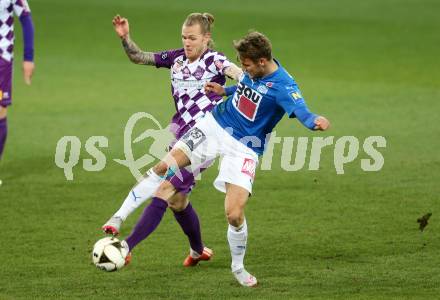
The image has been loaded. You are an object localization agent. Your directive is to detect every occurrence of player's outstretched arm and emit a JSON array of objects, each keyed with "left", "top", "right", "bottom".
[
  {"left": 121, "top": 37, "right": 156, "bottom": 65},
  {"left": 292, "top": 105, "right": 330, "bottom": 131},
  {"left": 112, "top": 15, "right": 155, "bottom": 66},
  {"left": 281, "top": 88, "right": 330, "bottom": 131}
]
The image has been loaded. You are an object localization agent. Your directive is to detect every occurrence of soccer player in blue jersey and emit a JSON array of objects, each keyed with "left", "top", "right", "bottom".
[{"left": 118, "top": 31, "right": 330, "bottom": 287}]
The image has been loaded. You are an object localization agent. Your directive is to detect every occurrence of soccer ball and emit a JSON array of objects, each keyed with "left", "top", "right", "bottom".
[{"left": 92, "top": 237, "right": 129, "bottom": 272}]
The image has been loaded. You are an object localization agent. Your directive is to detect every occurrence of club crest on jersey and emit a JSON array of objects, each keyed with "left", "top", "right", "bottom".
[
  {"left": 160, "top": 52, "right": 168, "bottom": 60},
  {"left": 257, "top": 85, "right": 268, "bottom": 94},
  {"left": 172, "top": 60, "right": 183, "bottom": 72},
  {"left": 266, "top": 82, "right": 273, "bottom": 88},
  {"left": 233, "top": 82, "right": 262, "bottom": 121},
  {"left": 241, "top": 158, "right": 256, "bottom": 179},
  {"left": 193, "top": 66, "right": 205, "bottom": 80}
]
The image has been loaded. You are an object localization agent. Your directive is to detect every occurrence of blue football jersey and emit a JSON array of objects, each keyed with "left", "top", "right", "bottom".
[{"left": 212, "top": 60, "right": 316, "bottom": 155}]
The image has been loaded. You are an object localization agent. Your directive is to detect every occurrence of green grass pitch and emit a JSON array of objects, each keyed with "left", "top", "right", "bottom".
[{"left": 1, "top": 0, "right": 439, "bottom": 298}]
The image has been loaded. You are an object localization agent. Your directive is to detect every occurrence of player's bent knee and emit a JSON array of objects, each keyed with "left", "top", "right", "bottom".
[{"left": 168, "top": 194, "right": 188, "bottom": 212}]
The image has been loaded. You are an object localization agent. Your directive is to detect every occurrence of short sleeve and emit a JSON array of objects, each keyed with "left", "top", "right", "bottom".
[
  {"left": 276, "top": 85, "right": 307, "bottom": 118},
  {"left": 207, "top": 52, "right": 232, "bottom": 76},
  {"left": 13, "top": 0, "right": 31, "bottom": 17},
  {"left": 153, "top": 49, "right": 180, "bottom": 69}
]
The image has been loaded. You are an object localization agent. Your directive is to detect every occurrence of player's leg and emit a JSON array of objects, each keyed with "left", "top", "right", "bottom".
[
  {"left": 122, "top": 181, "right": 182, "bottom": 251},
  {"left": 0, "top": 58, "right": 12, "bottom": 162},
  {"left": 102, "top": 147, "right": 191, "bottom": 234},
  {"left": 109, "top": 113, "right": 217, "bottom": 233},
  {"left": 167, "top": 189, "right": 208, "bottom": 261},
  {"left": 117, "top": 116, "right": 218, "bottom": 239},
  {"left": 121, "top": 117, "right": 219, "bottom": 257},
  {"left": 119, "top": 185, "right": 179, "bottom": 267},
  {"left": 0, "top": 107, "right": 7, "bottom": 160},
  {"left": 224, "top": 183, "right": 257, "bottom": 287},
  {"left": 167, "top": 171, "right": 213, "bottom": 266},
  {"left": 123, "top": 170, "right": 212, "bottom": 265},
  {"left": 122, "top": 183, "right": 171, "bottom": 252},
  {"left": 103, "top": 113, "right": 216, "bottom": 234},
  {"left": 166, "top": 124, "right": 221, "bottom": 264},
  {"left": 167, "top": 167, "right": 203, "bottom": 254},
  {"left": 214, "top": 141, "right": 259, "bottom": 287}
]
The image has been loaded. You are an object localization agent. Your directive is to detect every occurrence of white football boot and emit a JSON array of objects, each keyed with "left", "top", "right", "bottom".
[
  {"left": 233, "top": 268, "right": 258, "bottom": 287},
  {"left": 102, "top": 216, "right": 123, "bottom": 236}
]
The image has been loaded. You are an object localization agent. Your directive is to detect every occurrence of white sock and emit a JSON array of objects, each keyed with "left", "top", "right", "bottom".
[
  {"left": 189, "top": 248, "right": 201, "bottom": 259},
  {"left": 114, "top": 169, "right": 164, "bottom": 220},
  {"left": 227, "top": 219, "right": 248, "bottom": 272}
]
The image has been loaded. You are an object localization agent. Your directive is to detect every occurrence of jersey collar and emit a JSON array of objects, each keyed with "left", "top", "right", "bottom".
[
  {"left": 261, "top": 58, "right": 281, "bottom": 80},
  {"left": 184, "top": 48, "right": 211, "bottom": 64},
  {"left": 250, "top": 58, "right": 281, "bottom": 82}
]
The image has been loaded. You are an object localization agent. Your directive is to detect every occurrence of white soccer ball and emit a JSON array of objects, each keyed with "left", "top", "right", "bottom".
[{"left": 92, "top": 237, "right": 129, "bottom": 272}]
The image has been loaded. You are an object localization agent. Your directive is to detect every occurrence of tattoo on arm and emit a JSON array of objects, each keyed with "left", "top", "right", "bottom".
[
  {"left": 122, "top": 37, "right": 156, "bottom": 65},
  {"left": 224, "top": 64, "right": 243, "bottom": 81}
]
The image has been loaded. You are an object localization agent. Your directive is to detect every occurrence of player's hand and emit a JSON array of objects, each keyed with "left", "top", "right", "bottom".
[
  {"left": 22, "top": 61, "right": 34, "bottom": 85},
  {"left": 314, "top": 116, "right": 330, "bottom": 131},
  {"left": 204, "top": 82, "right": 225, "bottom": 96},
  {"left": 112, "top": 15, "right": 129, "bottom": 39}
]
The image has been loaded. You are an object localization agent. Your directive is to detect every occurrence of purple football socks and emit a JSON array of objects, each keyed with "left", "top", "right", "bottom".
[
  {"left": 125, "top": 197, "right": 168, "bottom": 251},
  {"left": 124, "top": 197, "right": 204, "bottom": 255},
  {"left": 0, "top": 118, "right": 7, "bottom": 159},
  {"left": 173, "top": 202, "right": 204, "bottom": 255}
]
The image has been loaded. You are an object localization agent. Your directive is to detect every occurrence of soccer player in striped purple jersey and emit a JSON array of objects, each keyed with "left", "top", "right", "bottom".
[
  {"left": 0, "top": 0, "right": 35, "bottom": 181},
  {"left": 102, "top": 13, "right": 242, "bottom": 266}
]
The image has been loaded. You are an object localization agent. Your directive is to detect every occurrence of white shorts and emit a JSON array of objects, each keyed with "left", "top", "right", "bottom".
[{"left": 174, "top": 113, "right": 259, "bottom": 194}]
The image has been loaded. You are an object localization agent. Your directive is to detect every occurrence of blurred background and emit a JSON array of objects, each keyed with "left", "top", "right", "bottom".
[{"left": 1, "top": 0, "right": 439, "bottom": 298}]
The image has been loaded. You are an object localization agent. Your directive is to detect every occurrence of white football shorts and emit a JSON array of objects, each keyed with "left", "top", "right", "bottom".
[{"left": 174, "top": 113, "right": 259, "bottom": 194}]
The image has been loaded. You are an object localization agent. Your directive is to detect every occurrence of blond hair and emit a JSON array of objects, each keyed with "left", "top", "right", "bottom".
[{"left": 183, "top": 12, "right": 215, "bottom": 48}]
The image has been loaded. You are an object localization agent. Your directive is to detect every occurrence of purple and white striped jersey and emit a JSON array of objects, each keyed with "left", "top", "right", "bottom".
[
  {"left": 154, "top": 48, "right": 232, "bottom": 139},
  {"left": 0, "top": 0, "right": 30, "bottom": 62}
]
